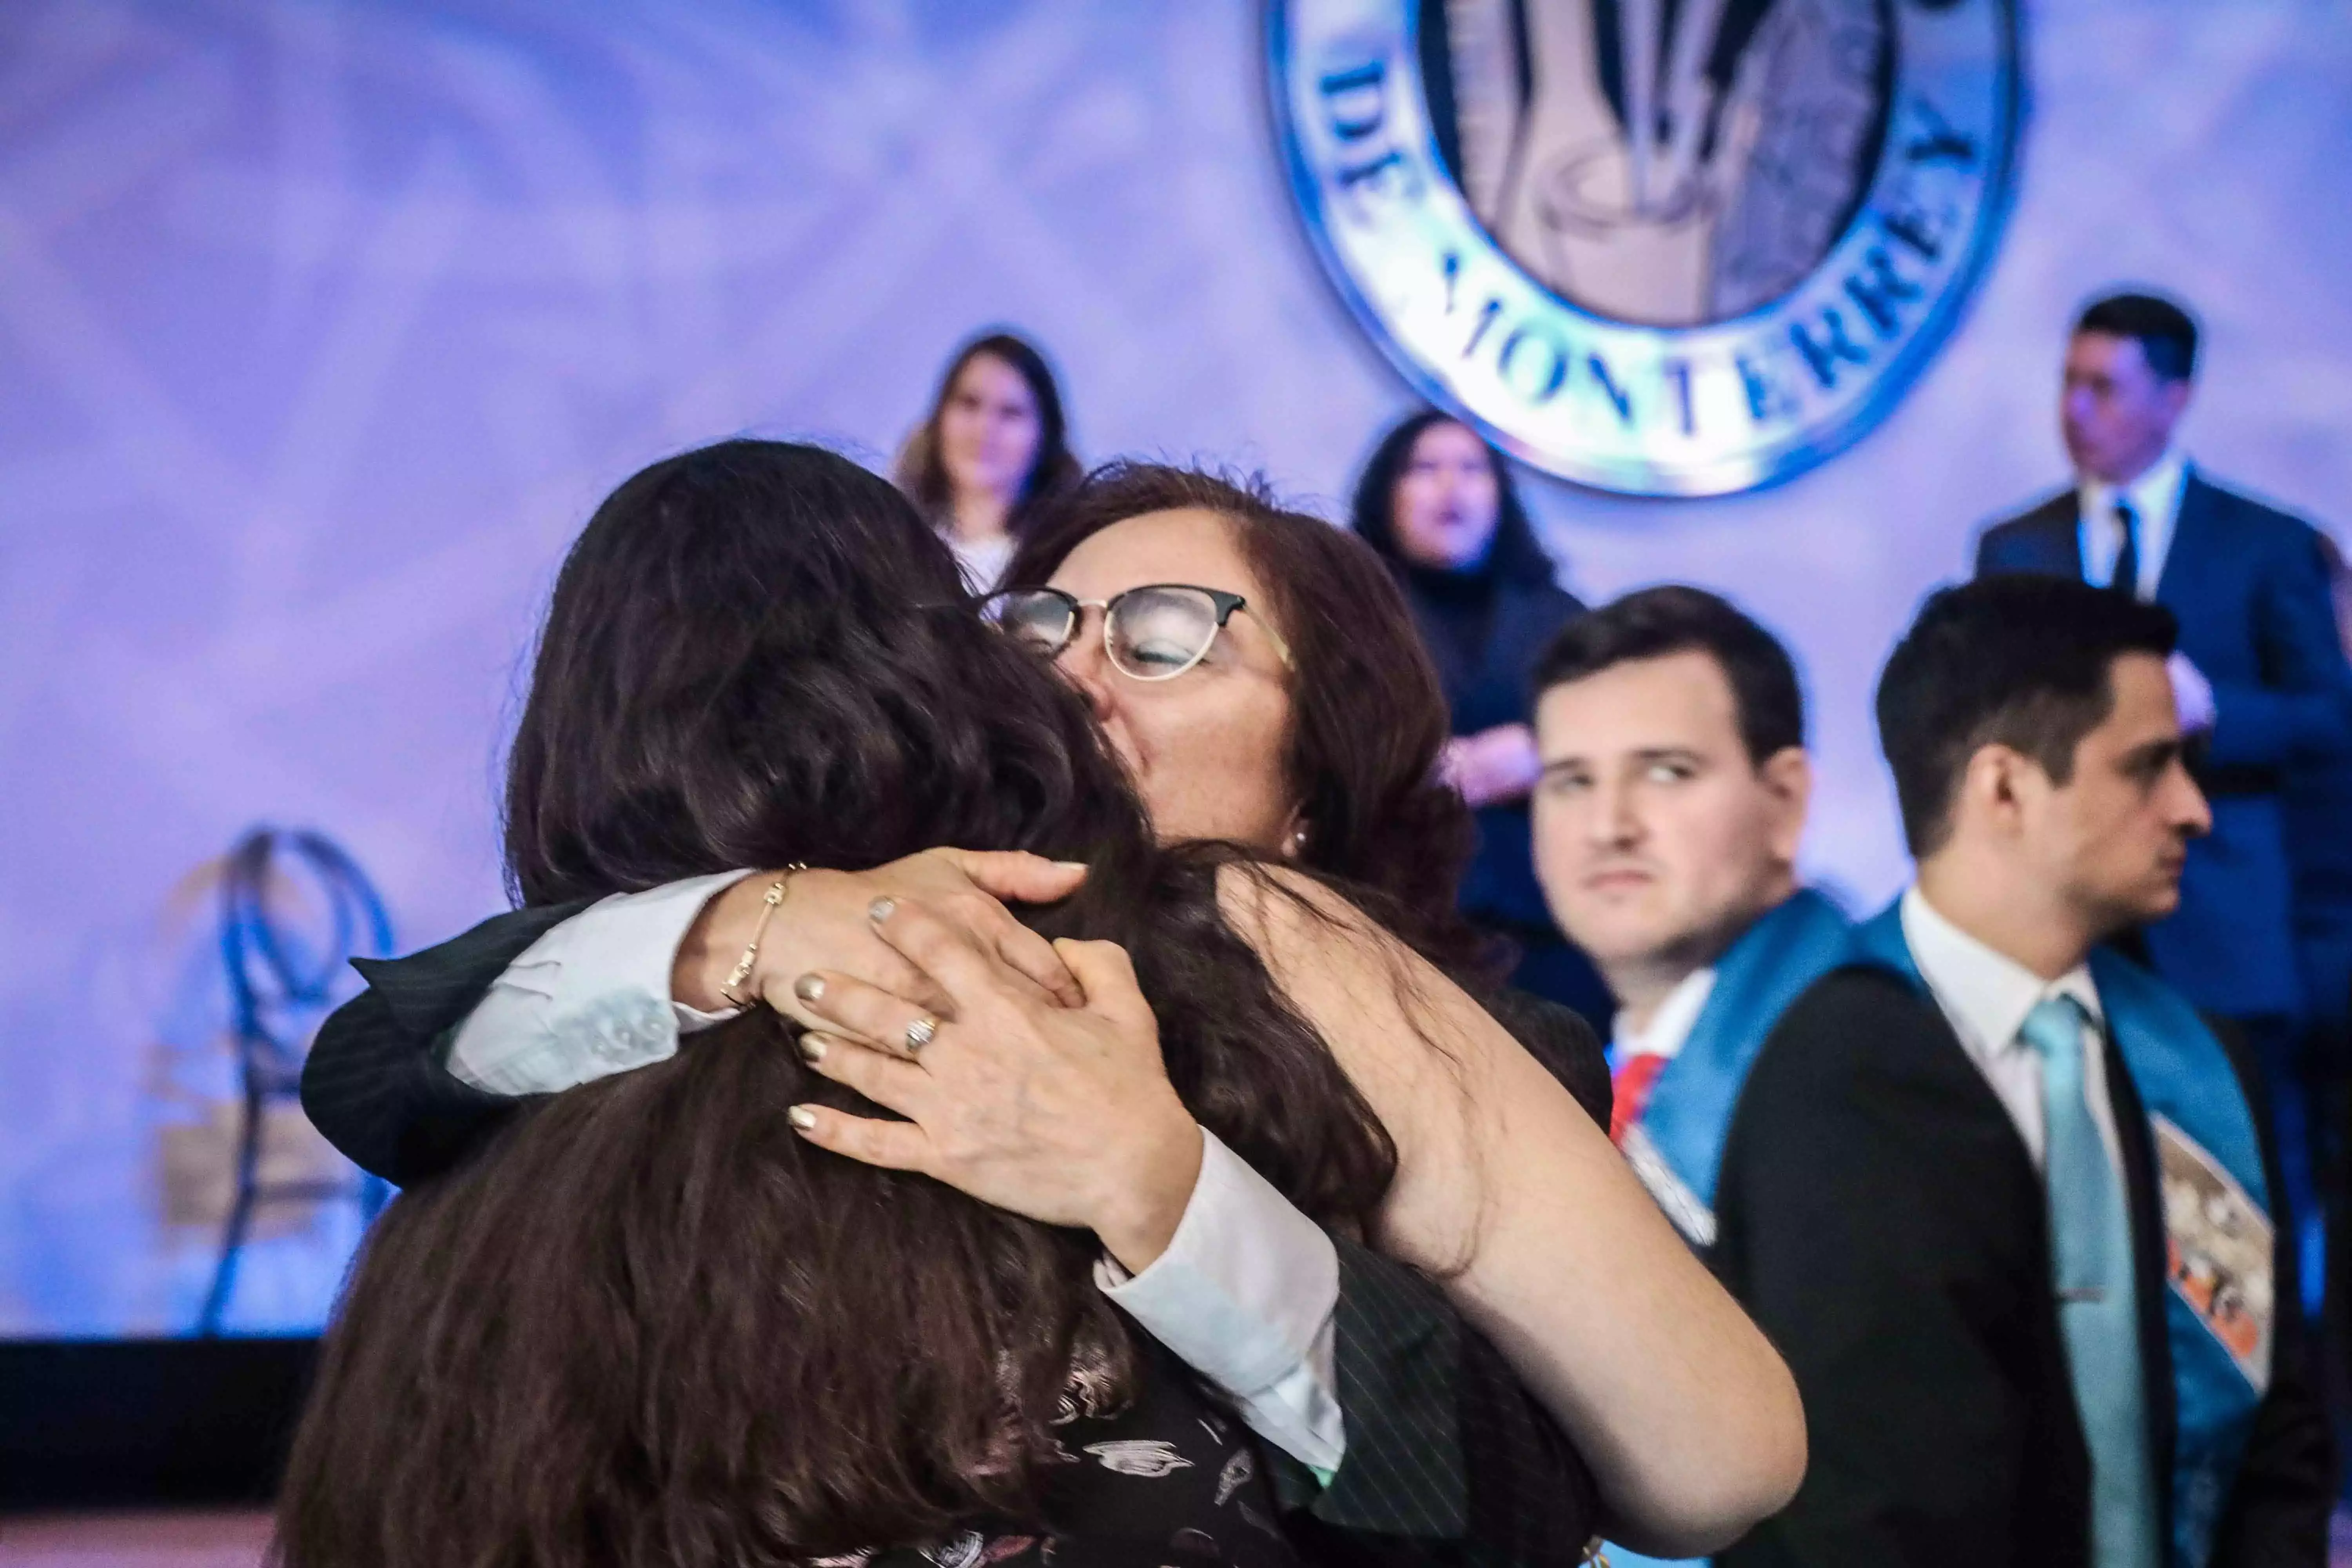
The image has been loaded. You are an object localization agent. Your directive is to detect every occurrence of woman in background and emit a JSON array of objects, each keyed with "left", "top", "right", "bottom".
[
  {"left": 1350, "top": 410, "right": 1606, "bottom": 1019},
  {"left": 895, "top": 330, "right": 1083, "bottom": 591}
]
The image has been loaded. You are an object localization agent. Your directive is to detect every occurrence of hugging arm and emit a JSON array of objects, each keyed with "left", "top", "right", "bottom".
[
  {"left": 1221, "top": 867, "right": 1806, "bottom": 1557},
  {"left": 299, "top": 868, "right": 1610, "bottom": 1561},
  {"left": 300, "top": 899, "right": 590, "bottom": 1186},
  {"left": 300, "top": 870, "right": 1345, "bottom": 1472}
]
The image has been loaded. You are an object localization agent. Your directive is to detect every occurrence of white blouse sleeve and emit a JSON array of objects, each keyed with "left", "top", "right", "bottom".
[
  {"left": 444, "top": 870, "right": 753, "bottom": 1095},
  {"left": 1095, "top": 1129, "right": 1345, "bottom": 1476}
]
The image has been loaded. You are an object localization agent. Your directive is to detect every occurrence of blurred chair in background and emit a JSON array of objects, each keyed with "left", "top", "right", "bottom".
[{"left": 197, "top": 827, "right": 392, "bottom": 1336}]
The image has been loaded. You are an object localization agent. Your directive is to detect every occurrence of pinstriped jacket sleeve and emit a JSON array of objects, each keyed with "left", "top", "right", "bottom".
[
  {"left": 298, "top": 900, "right": 593, "bottom": 1186},
  {"left": 1272, "top": 1235, "right": 1601, "bottom": 1566},
  {"left": 303, "top": 905, "right": 1609, "bottom": 1563}
]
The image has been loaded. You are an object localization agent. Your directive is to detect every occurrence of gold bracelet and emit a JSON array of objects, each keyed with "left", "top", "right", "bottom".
[{"left": 718, "top": 864, "right": 808, "bottom": 1009}]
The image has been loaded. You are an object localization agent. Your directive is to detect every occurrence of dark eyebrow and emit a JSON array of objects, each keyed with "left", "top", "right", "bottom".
[{"left": 1538, "top": 746, "right": 1704, "bottom": 777}]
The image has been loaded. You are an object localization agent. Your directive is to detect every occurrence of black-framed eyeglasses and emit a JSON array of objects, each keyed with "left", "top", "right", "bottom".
[{"left": 981, "top": 584, "right": 1295, "bottom": 682}]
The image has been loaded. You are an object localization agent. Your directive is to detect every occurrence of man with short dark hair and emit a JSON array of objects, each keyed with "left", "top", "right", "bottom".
[
  {"left": 1825, "top": 575, "right": 2326, "bottom": 1568},
  {"left": 1530, "top": 586, "right": 1860, "bottom": 1568},
  {"left": 1976, "top": 289, "right": 2352, "bottom": 1115},
  {"left": 1530, "top": 586, "right": 1840, "bottom": 1252},
  {"left": 1534, "top": 579, "right": 2332, "bottom": 1566}
]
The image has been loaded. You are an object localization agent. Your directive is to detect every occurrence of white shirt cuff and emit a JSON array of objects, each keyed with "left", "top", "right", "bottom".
[
  {"left": 1095, "top": 1129, "right": 1344, "bottom": 1475},
  {"left": 445, "top": 869, "right": 754, "bottom": 1095}
]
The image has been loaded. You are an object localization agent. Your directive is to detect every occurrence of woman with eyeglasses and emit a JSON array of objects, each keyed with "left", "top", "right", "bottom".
[
  {"left": 301, "top": 461, "right": 1806, "bottom": 1557},
  {"left": 895, "top": 330, "right": 1083, "bottom": 592},
  {"left": 285, "top": 440, "right": 1516, "bottom": 1567}
]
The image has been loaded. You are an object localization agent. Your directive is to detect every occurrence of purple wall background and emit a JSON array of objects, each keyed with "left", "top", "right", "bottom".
[{"left": 3, "top": 0, "right": 2348, "bottom": 1334}]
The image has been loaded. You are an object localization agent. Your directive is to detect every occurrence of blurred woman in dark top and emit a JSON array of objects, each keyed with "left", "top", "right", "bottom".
[
  {"left": 1351, "top": 410, "right": 1609, "bottom": 1020},
  {"left": 894, "top": 330, "right": 1083, "bottom": 592}
]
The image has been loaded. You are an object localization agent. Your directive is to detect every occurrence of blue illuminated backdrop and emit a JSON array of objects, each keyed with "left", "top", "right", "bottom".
[{"left": 1, "top": 0, "right": 2347, "bottom": 1334}]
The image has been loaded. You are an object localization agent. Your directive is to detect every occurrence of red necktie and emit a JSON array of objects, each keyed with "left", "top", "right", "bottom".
[{"left": 1611, "top": 1053, "right": 1666, "bottom": 1148}]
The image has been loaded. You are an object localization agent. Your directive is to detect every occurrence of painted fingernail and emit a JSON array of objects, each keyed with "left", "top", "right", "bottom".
[
  {"left": 793, "top": 973, "right": 826, "bottom": 1004},
  {"left": 868, "top": 897, "right": 897, "bottom": 923},
  {"left": 799, "top": 1033, "right": 827, "bottom": 1064},
  {"left": 1053, "top": 860, "right": 1089, "bottom": 871},
  {"left": 788, "top": 1105, "right": 817, "bottom": 1131}
]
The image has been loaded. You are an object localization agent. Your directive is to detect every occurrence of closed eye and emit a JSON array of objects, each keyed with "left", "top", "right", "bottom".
[{"left": 1125, "top": 638, "right": 1196, "bottom": 671}]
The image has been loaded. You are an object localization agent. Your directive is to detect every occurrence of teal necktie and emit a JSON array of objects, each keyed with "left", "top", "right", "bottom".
[{"left": 2020, "top": 995, "right": 2160, "bottom": 1568}]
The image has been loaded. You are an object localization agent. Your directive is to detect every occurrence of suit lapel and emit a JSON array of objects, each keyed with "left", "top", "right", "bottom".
[
  {"left": 2155, "top": 470, "right": 2220, "bottom": 613},
  {"left": 2101, "top": 1029, "right": 2180, "bottom": 1538},
  {"left": 2033, "top": 492, "right": 2087, "bottom": 579}
]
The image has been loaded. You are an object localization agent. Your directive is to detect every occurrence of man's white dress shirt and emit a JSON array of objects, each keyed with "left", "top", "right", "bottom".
[
  {"left": 2077, "top": 447, "right": 2189, "bottom": 603},
  {"left": 2073, "top": 447, "right": 2217, "bottom": 733},
  {"left": 443, "top": 873, "right": 1347, "bottom": 1474},
  {"left": 1899, "top": 888, "right": 2125, "bottom": 1179},
  {"left": 1608, "top": 966, "right": 1719, "bottom": 1069}
]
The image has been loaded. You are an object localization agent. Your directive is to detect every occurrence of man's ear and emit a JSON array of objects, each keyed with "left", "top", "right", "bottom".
[
  {"left": 1961, "top": 743, "right": 2037, "bottom": 843},
  {"left": 1760, "top": 746, "right": 1811, "bottom": 864},
  {"left": 2159, "top": 374, "right": 2194, "bottom": 430}
]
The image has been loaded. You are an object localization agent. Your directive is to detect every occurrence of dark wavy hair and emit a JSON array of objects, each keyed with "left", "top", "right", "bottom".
[
  {"left": 276, "top": 442, "right": 1394, "bottom": 1566},
  {"left": 1349, "top": 410, "right": 1557, "bottom": 590},
  {"left": 1005, "top": 461, "right": 1492, "bottom": 974},
  {"left": 893, "top": 331, "right": 1083, "bottom": 537}
]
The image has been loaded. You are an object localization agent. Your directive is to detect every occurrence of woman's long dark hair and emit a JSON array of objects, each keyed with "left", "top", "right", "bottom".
[
  {"left": 1005, "top": 462, "right": 1494, "bottom": 976},
  {"left": 893, "top": 331, "right": 1082, "bottom": 537},
  {"left": 276, "top": 442, "right": 1395, "bottom": 1567},
  {"left": 1349, "top": 410, "right": 1557, "bottom": 590}
]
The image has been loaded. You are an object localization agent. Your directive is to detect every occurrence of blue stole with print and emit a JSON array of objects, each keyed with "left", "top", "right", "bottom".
[
  {"left": 1850, "top": 902, "right": 2274, "bottom": 1568},
  {"left": 1623, "top": 889, "right": 1855, "bottom": 1250}
]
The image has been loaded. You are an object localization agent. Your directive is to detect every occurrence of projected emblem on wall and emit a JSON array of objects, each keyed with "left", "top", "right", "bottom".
[{"left": 1269, "top": 0, "right": 2020, "bottom": 496}]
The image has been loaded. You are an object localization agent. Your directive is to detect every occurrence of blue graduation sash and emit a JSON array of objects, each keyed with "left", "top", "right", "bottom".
[
  {"left": 1850, "top": 903, "right": 2274, "bottom": 1568},
  {"left": 1622, "top": 889, "right": 1856, "bottom": 1249}
]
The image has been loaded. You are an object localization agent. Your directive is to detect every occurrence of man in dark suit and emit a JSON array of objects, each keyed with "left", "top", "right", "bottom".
[
  {"left": 1528, "top": 586, "right": 1847, "bottom": 1258},
  {"left": 1527, "top": 588, "right": 1853, "bottom": 1568},
  {"left": 1975, "top": 291, "right": 2352, "bottom": 1122},
  {"left": 1530, "top": 580, "right": 2330, "bottom": 1564},
  {"left": 1715, "top": 577, "right": 2330, "bottom": 1567}
]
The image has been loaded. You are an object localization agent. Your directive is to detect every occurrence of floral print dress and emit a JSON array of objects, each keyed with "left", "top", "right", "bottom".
[{"left": 832, "top": 1336, "right": 1303, "bottom": 1568}]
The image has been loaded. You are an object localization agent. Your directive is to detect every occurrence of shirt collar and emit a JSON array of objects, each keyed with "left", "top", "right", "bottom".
[
  {"left": 1612, "top": 965, "right": 1719, "bottom": 1062},
  {"left": 2080, "top": 445, "right": 2189, "bottom": 531},
  {"left": 1899, "top": 887, "right": 2103, "bottom": 1063}
]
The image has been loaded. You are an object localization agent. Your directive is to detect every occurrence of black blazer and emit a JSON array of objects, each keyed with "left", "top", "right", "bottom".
[
  {"left": 1397, "top": 575, "right": 1584, "bottom": 932},
  {"left": 300, "top": 905, "right": 1613, "bottom": 1564},
  {"left": 1976, "top": 473, "right": 2352, "bottom": 1017},
  {"left": 1709, "top": 968, "right": 2331, "bottom": 1568}
]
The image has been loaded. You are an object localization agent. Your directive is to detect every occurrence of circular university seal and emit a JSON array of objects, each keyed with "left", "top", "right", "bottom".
[{"left": 1269, "top": 0, "right": 2021, "bottom": 496}]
